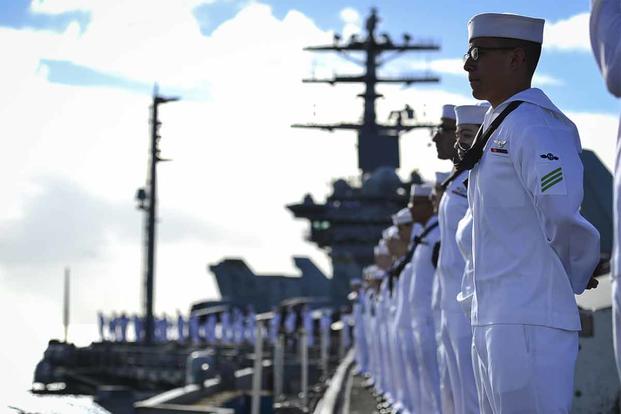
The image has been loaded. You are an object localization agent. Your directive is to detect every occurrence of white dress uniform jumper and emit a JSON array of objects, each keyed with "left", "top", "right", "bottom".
[
  {"left": 590, "top": 0, "right": 621, "bottom": 384},
  {"left": 467, "top": 87, "right": 600, "bottom": 413}
]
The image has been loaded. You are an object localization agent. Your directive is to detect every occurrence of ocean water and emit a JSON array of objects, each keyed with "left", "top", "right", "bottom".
[
  {"left": 6, "top": 394, "right": 108, "bottom": 414},
  {"left": 1, "top": 322, "right": 105, "bottom": 413}
]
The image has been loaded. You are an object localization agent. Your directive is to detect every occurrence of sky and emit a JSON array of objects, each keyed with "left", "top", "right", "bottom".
[{"left": 0, "top": 0, "right": 620, "bottom": 402}]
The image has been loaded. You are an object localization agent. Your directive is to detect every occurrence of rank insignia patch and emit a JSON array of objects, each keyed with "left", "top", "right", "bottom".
[
  {"left": 540, "top": 153, "right": 559, "bottom": 161},
  {"left": 541, "top": 167, "right": 563, "bottom": 192}
]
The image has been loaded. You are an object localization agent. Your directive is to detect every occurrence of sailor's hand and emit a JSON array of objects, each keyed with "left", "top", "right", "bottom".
[{"left": 585, "top": 276, "right": 599, "bottom": 290}]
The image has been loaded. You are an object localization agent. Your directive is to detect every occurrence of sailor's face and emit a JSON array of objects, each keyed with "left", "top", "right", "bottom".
[
  {"left": 409, "top": 196, "right": 433, "bottom": 224},
  {"left": 432, "top": 118, "right": 457, "bottom": 160},
  {"left": 397, "top": 223, "right": 412, "bottom": 244},
  {"left": 463, "top": 37, "right": 512, "bottom": 103},
  {"left": 375, "top": 253, "right": 392, "bottom": 270},
  {"left": 455, "top": 124, "right": 479, "bottom": 160}
]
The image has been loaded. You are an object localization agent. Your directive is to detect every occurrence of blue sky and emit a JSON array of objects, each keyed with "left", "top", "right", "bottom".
[
  {"left": 2, "top": 0, "right": 617, "bottom": 113},
  {"left": 0, "top": 0, "right": 619, "bottom": 399}
]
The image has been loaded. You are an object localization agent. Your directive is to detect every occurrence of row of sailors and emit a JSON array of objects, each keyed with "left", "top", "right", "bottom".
[
  {"left": 351, "top": 174, "right": 471, "bottom": 414},
  {"left": 351, "top": 10, "right": 608, "bottom": 413},
  {"left": 97, "top": 309, "right": 257, "bottom": 345},
  {"left": 97, "top": 306, "right": 346, "bottom": 349}
]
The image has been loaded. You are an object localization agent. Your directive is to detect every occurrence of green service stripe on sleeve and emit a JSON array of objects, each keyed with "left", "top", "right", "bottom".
[
  {"left": 541, "top": 170, "right": 563, "bottom": 187},
  {"left": 541, "top": 167, "right": 562, "bottom": 182},
  {"left": 542, "top": 176, "right": 563, "bottom": 192}
]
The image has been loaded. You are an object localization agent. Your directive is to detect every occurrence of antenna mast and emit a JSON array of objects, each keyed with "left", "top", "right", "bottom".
[
  {"left": 136, "top": 85, "right": 179, "bottom": 345},
  {"left": 293, "top": 8, "right": 440, "bottom": 173}
]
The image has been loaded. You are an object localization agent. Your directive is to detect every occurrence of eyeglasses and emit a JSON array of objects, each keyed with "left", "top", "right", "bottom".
[{"left": 463, "top": 46, "right": 516, "bottom": 62}]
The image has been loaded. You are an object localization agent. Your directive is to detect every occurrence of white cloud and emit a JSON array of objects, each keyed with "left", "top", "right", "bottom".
[
  {"left": 544, "top": 12, "right": 590, "bottom": 52},
  {"left": 407, "top": 58, "right": 465, "bottom": 76},
  {"left": 533, "top": 73, "right": 564, "bottom": 86},
  {"left": 568, "top": 111, "right": 619, "bottom": 173},
  {"left": 339, "top": 7, "right": 361, "bottom": 39}
]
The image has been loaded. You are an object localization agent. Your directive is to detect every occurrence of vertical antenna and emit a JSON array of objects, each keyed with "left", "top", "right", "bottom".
[
  {"left": 63, "top": 267, "right": 70, "bottom": 343},
  {"left": 139, "top": 84, "right": 179, "bottom": 345}
]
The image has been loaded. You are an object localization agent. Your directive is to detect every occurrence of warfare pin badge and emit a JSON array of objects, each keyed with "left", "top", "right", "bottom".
[
  {"left": 493, "top": 139, "right": 507, "bottom": 148},
  {"left": 540, "top": 153, "right": 559, "bottom": 161}
]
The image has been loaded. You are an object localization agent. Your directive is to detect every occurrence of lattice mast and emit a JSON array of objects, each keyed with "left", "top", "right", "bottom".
[{"left": 293, "top": 8, "right": 440, "bottom": 174}]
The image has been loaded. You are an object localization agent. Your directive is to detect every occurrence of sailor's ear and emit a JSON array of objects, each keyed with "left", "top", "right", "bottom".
[{"left": 509, "top": 47, "right": 527, "bottom": 72}]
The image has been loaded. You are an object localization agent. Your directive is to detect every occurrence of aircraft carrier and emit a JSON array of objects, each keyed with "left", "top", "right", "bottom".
[{"left": 28, "top": 8, "right": 619, "bottom": 414}]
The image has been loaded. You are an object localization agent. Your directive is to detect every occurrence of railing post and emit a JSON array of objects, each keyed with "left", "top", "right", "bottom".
[
  {"left": 300, "top": 328, "right": 309, "bottom": 411},
  {"left": 274, "top": 333, "right": 285, "bottom": 401},
  {"left": 251, "top": 320, "right": 264, "bottom": 414}
]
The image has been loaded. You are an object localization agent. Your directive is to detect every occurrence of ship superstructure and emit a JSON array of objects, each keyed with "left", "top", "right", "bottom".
[{"left": 288, "top": 8, "right": 440, "bottom": 304}]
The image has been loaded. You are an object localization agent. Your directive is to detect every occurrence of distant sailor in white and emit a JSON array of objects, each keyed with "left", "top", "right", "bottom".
[
  {"left": 362, "top": 264, "right": 382, "bottom": 388},
  {"left": 390, "top": 207, "right": 417, "bottom": 414},
  {"left": 132, "top": 314, "right": 143, "bottom": 342},
  {"left": 439, "top": 103, "right": 487, "bottom": 414},
  {"left": 381, "top": 226, "right": 405, "bottom": 406},
  {"left": 97, "top": 312, "right": 106, "bottom": 341},
  {"left": 269, "top": 306, "right": 281, "bottom": 345},
  {"left": 590, "top": 0, "right": 621, "bottom": 384},
  {"left": 203, "top": 314, "right": 217, "bottom": 345},
  {"left": 431, "top": 175, "right": 457, "bottom": 414},
  {"left": 303, "top": 304, "right": 315, "bottom": 348},
  {"left": 177, "top": 311, "right": 186, "bottom": 343},
  {"left": 407, "top": 184, "right": 442, "bottom": 414},
  {"left": 462, "top": 13, "right": 601, "bottom": 412},
  {"left": 373, "top": 242, "right": 392, "bottom": 399},
  {"left": 189, "top": 313, "right": 200, "bottom": 344}
]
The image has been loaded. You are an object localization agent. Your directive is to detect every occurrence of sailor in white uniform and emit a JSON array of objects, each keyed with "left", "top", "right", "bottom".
[
  {"left": 383, "top": 222, "right": 411, "bottom": 412},
  {"left": 391, "top": 207, "right": 418, "bottom": 414},
  {"left": 462, "top": 13, "right": 601, "bottom": 412},
  {"left": 433, "top": 182, "right": 456, "bottom": 414},
  {"left": 97, "top": 312, "right": 106, "bottom": 341},
  {"left": 377, "top": 228, "right": 401, "bottom": 405},
  {"left": 177, "top": 311, "right": 186, "bottom": 343},
  {"left": 406, "top": 184, "right": 442, "bottom": 414},
  {"left": 590, "top": 0, "right": 621, "bottom": 383},
  {"left": 205, "top": 314, "right": 217, "bottom": 344},
  {"left": 438, "top": 104, "right": 488, "bottom": 414},
  {"left": 362, "top": 265, "right": 382, "bottom": 388},
  {"left": 373, "top": 242, "right": 393, "bottom": 400},
  {"left": 133, "top": 314, "right": 143, "bottom": 342},
  {"left": 351, "top": 278, "right": 369, "bottom": 374}
]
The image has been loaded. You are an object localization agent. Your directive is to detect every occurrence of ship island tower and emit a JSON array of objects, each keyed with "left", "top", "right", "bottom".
[{"left": 288, "top": 9, "right": 441, "bottom": 304}]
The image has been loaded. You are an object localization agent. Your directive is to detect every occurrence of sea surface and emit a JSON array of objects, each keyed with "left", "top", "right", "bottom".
[
  {"left": 6, "top": 394, "right": 108, "bottom": 414},
  {"left": 1, "top": 322, "right": 106, "bottom": 414}
]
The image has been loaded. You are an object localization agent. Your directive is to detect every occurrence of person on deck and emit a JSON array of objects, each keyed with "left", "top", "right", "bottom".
[
  {"left": 407, "top": 184, "right": 442, "bottom": 413},
  {"left": 440, "top": 103, "right": 488, "bottom": 414},
  {"left": 590, "top": 0, "right": 621, "bottom": 384},
  {"left": 462, "top": 12, "right": 600, "bottom": 412}
]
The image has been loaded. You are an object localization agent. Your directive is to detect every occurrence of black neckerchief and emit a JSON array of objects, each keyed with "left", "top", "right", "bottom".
[
  {"left": 388, "top": 218, "right": 439, "bottom": 287},
  {"left": 455, "top": 100, "right": 523, "bottom": 171}
]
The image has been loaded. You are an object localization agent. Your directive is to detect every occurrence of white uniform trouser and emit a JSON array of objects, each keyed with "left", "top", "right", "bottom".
[
  {"left": 379, "top": 320, "right": 394, "bottom": 398},
  {"left": 412, "top": 315, "right": 441, "bottom": 413},
  {"left": 398, "top": 328, "right": 421, "bottom": 414},
  {"left": 613, "top": 278, "right": 621, "bottom": 381},
  {"left": 472, "top": 324, "right": 578, "bottom": 414},
  {"left": 389, "top": 320, "right": 407, "bottom": 410},
  {"left": 354, "top": 317, "right": 369, "bottom": 374},
  {"left": 439, "top": 314, "right": 456, "bottom": 414},
  {"left": 366, "top": 317, "right": 380, "bottom": 387},
  {"left": 445, "top": 310, "right": 479, "bottom": 414}
]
